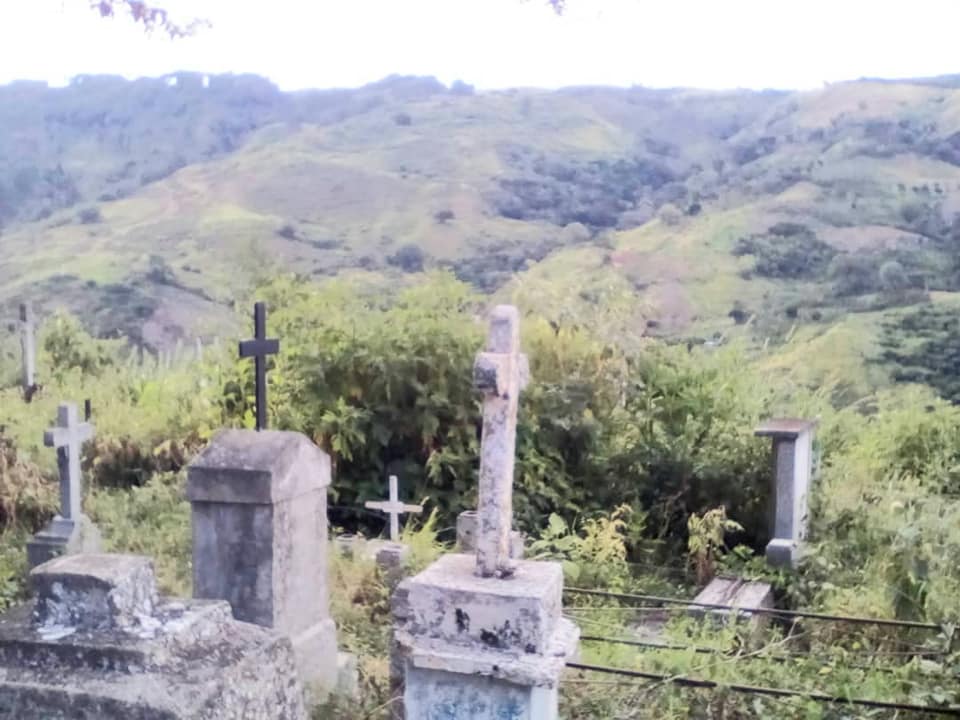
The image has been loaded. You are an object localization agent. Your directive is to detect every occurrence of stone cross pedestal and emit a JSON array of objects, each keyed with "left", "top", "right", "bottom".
[
  {"left": 187, "top": 429, "right": 340, "bottom": 697},
  {"left": 0, "top": 553, "right": 307, "bottom": 718},
  {"left": 366, "top": 475, "right": 423, "bottom": 542},
  {"left": 392, "top": 306, "right": 578, "bottom": 720},
  {"left": 755, "top": 418, "right": 818, "bottom": 568},
  {"left": 19, "top": 302, "right": 36, "bottom": 395},
  {"left": 27, "top": 403, "right": 102, "bottom": 569}
]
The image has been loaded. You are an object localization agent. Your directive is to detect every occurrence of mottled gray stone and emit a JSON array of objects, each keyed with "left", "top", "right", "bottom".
[
  {"left": 31, "top": 554, "right": 157, "bottom": 631},
  {"left": 393, "top": 554, "right": 578, "bottom": 719},
  {"left": 0, "top": 554, "right": 306, "bottom": 719},
  {"left": 186, "top": 429, "right": 338, "bottom": 695},
  {"left": 473, "top": 306, "right": 530, "bottom": 578},
  {"left": 456, "top": 510, "right": 525, "bottom": 559},
  {"left": 399, "top": 554, "right": 562, "bottom": 654},
  {"left": 755, "top": 418, "right": 817, "bottom": 568}
]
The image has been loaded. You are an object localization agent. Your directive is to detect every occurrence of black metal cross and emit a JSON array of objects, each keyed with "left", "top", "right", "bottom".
[{"left": 239, "top": 301, "right": 280, "bottom": 431}]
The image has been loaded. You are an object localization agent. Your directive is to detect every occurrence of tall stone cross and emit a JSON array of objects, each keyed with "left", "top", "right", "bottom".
[
  {"left": 239, "top": 301, "right": 280, "bottom": 431},
  {"left": 473, "top": 305, "right": 529, "bottom": 578},
  {"left": 44, "top": 403, "right": 94, "bottom": 522},
  {"left": 365, "top": 475, "right": 423, "bottom": 542},
  {"left": 19, "top": 303, "right": 36, "bottom": 394}
]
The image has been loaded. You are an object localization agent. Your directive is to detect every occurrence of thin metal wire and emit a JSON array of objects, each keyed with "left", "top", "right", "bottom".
[
  {"left": 578, "top": 634, "right": 924, "bottom": 674},
  {"left": 565, "top": 661, "right": 960, "bottom": 716},
  {"left": 564, "top": 587, "right": 943, "bottom": 631},
  {"left": 578, "top": 632, "right": 948, "bottom": 659}
]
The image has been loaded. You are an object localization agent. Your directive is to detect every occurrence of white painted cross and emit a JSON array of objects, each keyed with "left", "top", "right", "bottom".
[
  {"left": 44, "top": 403, "right": 95, "bottom": 521},
  {"left": 365, "top": 475, "right": 423, "bottom": 542},
  {"left": 19, "top": 303, "right": 36, "bottom": 392},
  {"left": 473, "top": 305, "right": 529, "bottom": 578}
]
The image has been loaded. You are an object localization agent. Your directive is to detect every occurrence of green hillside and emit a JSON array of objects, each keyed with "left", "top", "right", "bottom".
[{"left": 3, "top": 73, "right": 960, "bottom": 400}]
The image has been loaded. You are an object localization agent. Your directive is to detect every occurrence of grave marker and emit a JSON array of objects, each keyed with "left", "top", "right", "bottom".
[
  {"left": 187, "top": 429, "right": 344, "bottom": 697},
  {"left": 19, "top": 302, "right": 36, "bottom": 396},
  {"left": 27, "top": 402, "right": 101, "bottom": 568},
  {"left": 472, "top": 304, "right": 529, "bottom": 578},
  {"left": 755, "top": 418, "right": 818, "bottom": 568},
  {"left": 239, "top": 301, "right": 280, "bottom": 431},
  {"left": 392, "top": 305, "right": 578, "bottom": 720},
  {"left": 365, "top": 475, "right": 422, "bottom": 542},
  {"left": 0, "top": 553, "right": 307, "bottom": 718}
]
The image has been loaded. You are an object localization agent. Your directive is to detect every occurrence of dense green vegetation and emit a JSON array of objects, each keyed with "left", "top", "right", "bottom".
[{"left": 0, "top": 273, "right": 957, "bottom": 717}]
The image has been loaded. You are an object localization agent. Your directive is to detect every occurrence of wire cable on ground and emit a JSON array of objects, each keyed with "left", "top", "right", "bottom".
[
  {"left": 565, "top": 661, "right": 960, "bottom": 716},
  {"left": 564, "top": 587, "right": 943, "bottom": 631}
]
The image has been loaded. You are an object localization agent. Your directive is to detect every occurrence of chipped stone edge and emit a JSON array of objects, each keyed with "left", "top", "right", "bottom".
[{"left": 396, "top": 617, "right": 579, "bottom": 689}]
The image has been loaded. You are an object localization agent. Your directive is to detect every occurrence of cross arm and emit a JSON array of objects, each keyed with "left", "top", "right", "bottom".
[
  {"left": 44, "top": 422, "right": 94, "bottom": 449},
  {"left": 239, "top": 338, "right": 280, "bottom": 358},
  {"left": 474, "top": 351, "right": 530, "bottom": 397}
]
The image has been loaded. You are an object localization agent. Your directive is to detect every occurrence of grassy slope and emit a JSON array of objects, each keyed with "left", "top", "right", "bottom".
[{"left": 3, "top": 76, "right": 960, "bottom": 395}]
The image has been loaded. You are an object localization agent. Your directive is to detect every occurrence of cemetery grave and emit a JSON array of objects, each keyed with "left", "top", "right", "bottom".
[{"left": 0, "top": 286, "right": 957, "bottom": 718}]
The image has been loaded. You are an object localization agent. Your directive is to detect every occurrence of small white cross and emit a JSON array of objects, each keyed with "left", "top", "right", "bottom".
[{"left": 365, "top": 475, "right": 422, "bottom": 542}]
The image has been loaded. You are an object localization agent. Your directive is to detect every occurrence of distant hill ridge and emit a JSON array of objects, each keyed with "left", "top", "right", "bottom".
[{"left": 2, "top": 72, "right": 960, "bottom": 403}]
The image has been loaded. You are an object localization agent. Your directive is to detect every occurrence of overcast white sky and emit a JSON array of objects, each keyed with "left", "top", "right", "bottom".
[{"left": 0, "top": 0, "right": 957, "bottom": 91}]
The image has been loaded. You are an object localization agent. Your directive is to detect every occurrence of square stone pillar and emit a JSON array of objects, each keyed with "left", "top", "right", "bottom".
[
  {"left": 393, "top": 554, "right": 579, "bottom": 720},
  {"left": 755, "top": 419, "right": 817, "bottom": 568},
  {"left": 187, "top": 429, "right": 338, "bottom": 694}
]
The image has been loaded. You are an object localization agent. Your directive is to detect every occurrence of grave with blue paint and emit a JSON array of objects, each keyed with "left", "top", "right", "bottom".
[{"left": 392, "top": 305, "right": 579, "bottom": 720}]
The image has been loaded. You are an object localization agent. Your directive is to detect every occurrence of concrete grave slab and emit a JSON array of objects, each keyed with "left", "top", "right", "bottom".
[{"left": 0, "top": 553, "right": 306, "bottom": 719}]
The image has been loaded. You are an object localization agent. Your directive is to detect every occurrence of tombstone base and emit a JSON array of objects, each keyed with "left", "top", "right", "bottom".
[
  {"left": 0, "top": 554, "right": 306, "bottom": 719},
  {"left": 26, "top": 515, "right": 101, "bottom": 570},
  {"left": 393, "top": 554, "right": 579, "bottom": 720},
  {"left": 765, "top": 538, "right": 802, "bottom": 568}
]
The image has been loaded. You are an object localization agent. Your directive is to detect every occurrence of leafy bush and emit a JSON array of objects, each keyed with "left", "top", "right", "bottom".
[
  {"left": 733, "top": 224, "right": 836, "bottom": 279},
  {"left": 386, "top": 244, "right": 425, "bottom": 272}
]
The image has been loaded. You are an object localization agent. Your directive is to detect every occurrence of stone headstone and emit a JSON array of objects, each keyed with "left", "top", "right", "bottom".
[
  {"left": 19, "top": 302, "right": 36, "bottom": 395},
  {"left": 755, "top": 418, "right": 817, "bottom": 568},
  {"left": 187, "top": 429, "right": 340, "bottom": 696},
  {"left": 27, "top": 403, "right": 101, "bottom": 569},
  {"left": 456, "top": 509, "right": 524, "bottom": 559},
  {"left": 0, "top": 553, "right": 307, "bottom": 719},
  {"left": 392, "top": 305, "right": 578, "bottom": 720}
]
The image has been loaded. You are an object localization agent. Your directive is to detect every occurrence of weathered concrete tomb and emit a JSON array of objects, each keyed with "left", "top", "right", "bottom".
[
  {"left": 0, "top": 553, "right": 306, "bottom": 719},
  {"left": 186, "top": 428, "right": 341, "bottom": 696}
]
